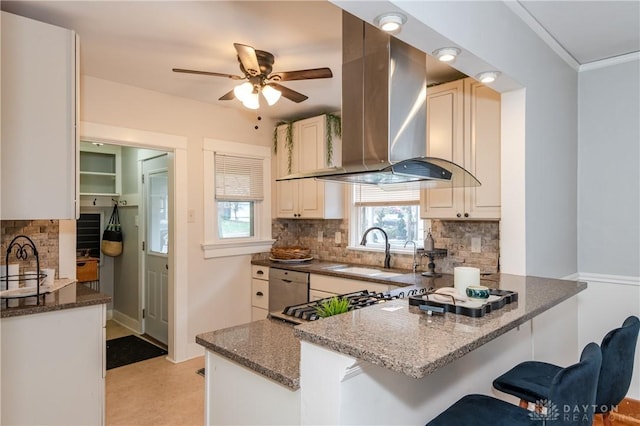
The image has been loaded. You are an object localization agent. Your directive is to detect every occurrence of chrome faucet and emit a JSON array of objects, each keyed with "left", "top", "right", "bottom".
[
  {"left": 404, "top": 240, "right": 419, "bottom": 272},
  {"left": 360, "top": 226, "right": 391, "bottom": 269}
]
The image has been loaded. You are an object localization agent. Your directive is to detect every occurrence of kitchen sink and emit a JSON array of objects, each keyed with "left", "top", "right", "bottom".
[{"left": 325, "top": 265, "right": 402, "bottom": 278}]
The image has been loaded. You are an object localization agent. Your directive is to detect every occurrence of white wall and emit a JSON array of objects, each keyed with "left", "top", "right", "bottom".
[
  {"left": 81, "top": 76, "right": 276, "bottom": 359},
  {"left": 577, "top": 59, "right": 640, "bottom": 399}
]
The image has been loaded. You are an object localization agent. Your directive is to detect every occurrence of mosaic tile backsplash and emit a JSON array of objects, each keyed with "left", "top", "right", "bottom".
[
  {"left": 1, "top": 220, "right": 60, "bottom": 277},
  {"left": 257, "top": 219, "right": 500, "bottom": 274}
]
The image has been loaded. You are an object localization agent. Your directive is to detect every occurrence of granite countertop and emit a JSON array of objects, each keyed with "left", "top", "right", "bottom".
[
  {"left": 196, "top": 319, "right": 301, "bottom": 390},
  {"left": 294, "top": 274, "right": 587, "bottom": 379},
  {"left": 251, "top": 258, "right": 500, "bottom": 289},
  {"left": 1, "top": 282, "right": 111, "bottom": 318},
  {"left": 196, "top": 272, "right": 586, "bottom": 388}
]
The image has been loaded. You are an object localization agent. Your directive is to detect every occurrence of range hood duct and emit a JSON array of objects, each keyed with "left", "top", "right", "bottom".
[{"left": 276, "top": 11, "right": 480, "bottom": 189}]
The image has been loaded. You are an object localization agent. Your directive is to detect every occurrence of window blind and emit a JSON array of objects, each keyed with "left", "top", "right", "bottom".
[
  {"left": 215, "top": 153, "right": 264, "bottom": 201},
  {"left": 353, "top": 184, "right": 420, "bottom": 206}
]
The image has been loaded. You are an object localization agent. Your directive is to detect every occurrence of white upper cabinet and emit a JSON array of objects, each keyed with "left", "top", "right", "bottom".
[
  {"left": 275, "top": 115, "right": 343, "bottom": 219},
  {"left": 421, "top": 78, "right": 501, "bottom": 220},
  {"left": 1, "top": 12, "right": 78, "bottom": 220}
]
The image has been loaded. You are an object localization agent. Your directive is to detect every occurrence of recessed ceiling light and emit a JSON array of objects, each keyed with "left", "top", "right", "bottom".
[
  {"left": 433, "top": 47, "right": 460, "bottom": 63},
  {"left": 375, "top": 12, "right": 407, "bottom": 34},
  {"left": 476, "top": 71, "right": 501, "bottom": 84}
]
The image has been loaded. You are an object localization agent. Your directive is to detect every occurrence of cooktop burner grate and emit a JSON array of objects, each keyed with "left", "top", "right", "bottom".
[{"left": 275, "top": 287, "right": 431, "bottom": 323}]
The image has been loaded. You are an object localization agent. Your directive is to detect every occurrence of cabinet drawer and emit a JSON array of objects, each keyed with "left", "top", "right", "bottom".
[
  {"left": 76, "top": 259, "right": 98, "bottom": 282},
  {"left": 251, "top": 265, "right": 269, "bottom": 280},
  {"left": 251, "top": 279, "right": 269, "bottom": 310},
  {"left": 251, "top": 306, "right": 269, "bottom": 322},
  {"left": 310, "top": 274, "right": 389, "bottom": 295}
]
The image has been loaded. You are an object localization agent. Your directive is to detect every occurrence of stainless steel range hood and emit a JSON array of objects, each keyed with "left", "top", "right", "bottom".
[{"left": 276, "top": 11, "right": 480, "bottom": 189}]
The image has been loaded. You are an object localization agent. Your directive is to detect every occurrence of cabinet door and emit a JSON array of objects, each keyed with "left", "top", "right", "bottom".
[
  {"left": 275, "top": 125, "right": 299, "bottom": 218},
  {"left": 421, "top": 80, "right": 464, "bottom": 219},
  {"left": 464, "top": 79, "right": 501, "bottom": 219},
  {"left": 1, "top": 12, "right": 78, "bottom": 219},
  {"left": 297, "top": 116, "right": 326, "bottom": 218}
]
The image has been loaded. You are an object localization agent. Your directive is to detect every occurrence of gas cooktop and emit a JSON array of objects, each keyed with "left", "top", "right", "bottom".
[{"left": 269, "top": 287, "right": 430, "bottom": 324}]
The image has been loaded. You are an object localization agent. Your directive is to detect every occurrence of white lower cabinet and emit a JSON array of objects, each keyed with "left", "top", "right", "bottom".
[
  {"left": 1, "top": 304, "right": 106, "bottom": 425},
  {"left": 309, "top": 289, "right": 337, "bottom": 301},
  {"left": 251, "top": 265, "right": 269, "bottom": 321},
  {"left": 310, "top": 274, "right": 390, "bottom": 296}
]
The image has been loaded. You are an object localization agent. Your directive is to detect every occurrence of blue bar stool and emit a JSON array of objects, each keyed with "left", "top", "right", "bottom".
[
  {"left": 426, "top": 342, "right": 602, "bottom": 426},
  {"left": 493, "top": 316, "right": 639, "bottom": 426}
]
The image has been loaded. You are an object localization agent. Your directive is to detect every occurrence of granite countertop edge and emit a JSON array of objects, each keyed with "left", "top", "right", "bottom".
[
  {"left": 196, "top": 335, "right": 300, "bottom": 390},
  {"left": 1, "top": 285, "right": 111, "bottom": 318}
]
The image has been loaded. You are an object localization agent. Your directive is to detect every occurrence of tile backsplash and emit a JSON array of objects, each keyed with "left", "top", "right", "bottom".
[
  {"left": 259, "top": 218, "right": 500, "bottom": 274},
  {"left": 1, "top": 220, "right": 59, "bottom": 277}
]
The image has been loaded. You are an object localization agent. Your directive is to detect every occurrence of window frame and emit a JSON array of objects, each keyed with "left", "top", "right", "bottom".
[
  {"left": 347, "top": 185, "right": 424, "bottom": 254},
  {"left": 202, "top": 138, "right": 274, "bottom": 258}
]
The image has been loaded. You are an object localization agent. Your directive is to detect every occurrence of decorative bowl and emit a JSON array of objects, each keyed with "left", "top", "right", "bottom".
[{"left": 465, "top": 285, "right": 490, "bottom": 300}]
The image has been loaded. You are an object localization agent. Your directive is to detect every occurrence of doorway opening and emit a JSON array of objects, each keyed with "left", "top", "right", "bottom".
[
  {"left": 80, "top": 120, "right": 189, "bottom": 362},
  {"left": 78, "top": 143, "right": 171, "bottom": 348}
]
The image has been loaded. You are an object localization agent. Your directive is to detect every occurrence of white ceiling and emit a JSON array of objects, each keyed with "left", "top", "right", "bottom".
[{"left": 2, "top": 1, "right": 638, "bottom": 121}]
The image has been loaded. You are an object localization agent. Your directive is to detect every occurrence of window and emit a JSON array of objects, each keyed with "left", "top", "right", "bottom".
[
  {"left": 350, "top": 185, "right": 424, "bottom": 251},
  {"left": 203, "top": 139, "right": 274, "bottom": 258}
]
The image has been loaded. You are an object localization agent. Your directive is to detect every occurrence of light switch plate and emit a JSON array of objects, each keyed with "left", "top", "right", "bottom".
[
  {"left": 471, "top": 237, "right": 481, "bottom": 253},
  {"left": 334, "top": 231, "right": 341, "bottom": 244},
  {"left": 318, "top": 231, "right": 323, "bottom": 242}
]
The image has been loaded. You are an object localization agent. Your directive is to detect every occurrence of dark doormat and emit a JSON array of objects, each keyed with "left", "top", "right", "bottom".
[{"left": 106, "top": 335, "right": 168, "bottom": 370}]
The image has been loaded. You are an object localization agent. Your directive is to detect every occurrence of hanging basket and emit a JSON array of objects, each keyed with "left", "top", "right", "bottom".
[{"left": 101, "top": 204, "right": 123, "bottom": 257}]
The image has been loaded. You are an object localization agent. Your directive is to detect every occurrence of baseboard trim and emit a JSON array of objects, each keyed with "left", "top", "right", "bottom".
[
  {"left": 111, "top": 310, "right": 141, "bottom": 334},
  {"left": 578, "top": 273, "right": 640, "bottom": 287}
]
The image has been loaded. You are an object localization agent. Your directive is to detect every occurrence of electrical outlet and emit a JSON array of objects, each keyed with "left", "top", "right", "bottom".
[
  {"left": 471, "top": 237, "right": 482, "bottom": 253},
  {"left": 334, "top": 231, "right": 341, "bottom": 244},
  {"left": 318, "top": 231, "right": 323, "bottom": 242}
]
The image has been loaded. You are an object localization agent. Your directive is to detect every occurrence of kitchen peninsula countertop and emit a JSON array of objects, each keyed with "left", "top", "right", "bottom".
[
  {"left": 1, "top": 283, "right": 111, "bottom": 318},
  {"left": 196, "top": 273, "right": 586, "bottom": 389}
]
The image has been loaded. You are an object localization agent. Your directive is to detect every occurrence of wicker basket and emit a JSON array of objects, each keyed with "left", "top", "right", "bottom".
[{"left": 270, "top": 247, "right": 311, "bottom": 260}]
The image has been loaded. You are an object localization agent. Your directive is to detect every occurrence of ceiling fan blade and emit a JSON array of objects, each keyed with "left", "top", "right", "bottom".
[
  {"left": 172, "top": 68, "right": 244, "bottom": 80},
  {"left": 269, "top": 83, "right": 308, "bottom": 103},
  {"left": 218, "top": 90, "right": 235, "bottom": 101},
  {"left": 233, "top": 43, "right": 261, "bottom": 76},
  {"left": 270, "top": 67, "right": 333, "bottom": 82}
]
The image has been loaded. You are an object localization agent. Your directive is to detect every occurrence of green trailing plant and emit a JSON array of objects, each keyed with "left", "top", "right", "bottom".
[
  {"left": 316, "top": 296, "right": 350, "bottom": 318},
  {"left": 325, "top": 113, "right": 341, "bottom": 166},
  {"left": 273, "top": 113, "right": 341, "bottom": 174},
  {"left": 285, "top": 122, "right": 294, "bottom": 173}
]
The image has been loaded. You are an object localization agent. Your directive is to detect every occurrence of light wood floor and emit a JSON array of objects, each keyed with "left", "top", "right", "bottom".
[{"left": 106, "top": 320, "right": 205, "bottom": 426}]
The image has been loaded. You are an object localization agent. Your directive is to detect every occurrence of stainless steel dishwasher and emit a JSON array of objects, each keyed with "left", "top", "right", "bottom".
[{"left": 269, "top": 268, "right": 309, "bottom": 313}]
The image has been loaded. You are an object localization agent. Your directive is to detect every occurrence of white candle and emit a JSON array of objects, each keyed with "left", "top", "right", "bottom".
[{"left": 454, "top": 266, "right": 480, "bottom": 294}]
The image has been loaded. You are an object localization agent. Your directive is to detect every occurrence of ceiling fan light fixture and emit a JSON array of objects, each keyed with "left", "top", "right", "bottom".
[
  {"left": 375, "top": 12, "right": 406, "bottom": 34},
  {"left": 476, "top": 71, "right": 501, "bottom": 84},
  {"left": 261, "top": 85, "right": 282, "bottom": 106},
  {"left": 233, "top": 82, "right": 254, "bottom": 102},
  {"left": 242, "top": 92, "right": 260, "bottom": 110},
  {"left": 433, "top": 47, "right": 460, "bottom": 62}
]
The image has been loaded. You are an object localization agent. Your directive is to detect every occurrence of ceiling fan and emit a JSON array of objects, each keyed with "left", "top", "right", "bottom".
[{"left": 173, "top": 43, "right": 333, "bottom": 109}]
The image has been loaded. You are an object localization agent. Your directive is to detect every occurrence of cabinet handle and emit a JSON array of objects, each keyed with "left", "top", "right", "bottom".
[
  {"left": 256, "top": 291, "right": 264, "bottom": 296},
  {"left": 456, "top": 213, "right": 462, "bottom": 218},
  {"left": 256, "top": 270, "right": 264, "bottom": 275},
  {"left": 464, "top": 213, "right": 469, "bottom": 218}
]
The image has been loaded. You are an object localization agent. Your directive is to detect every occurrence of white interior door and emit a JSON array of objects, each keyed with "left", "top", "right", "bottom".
[{"left": 142, "top": 155, "right": 169, "bottom": 344}]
